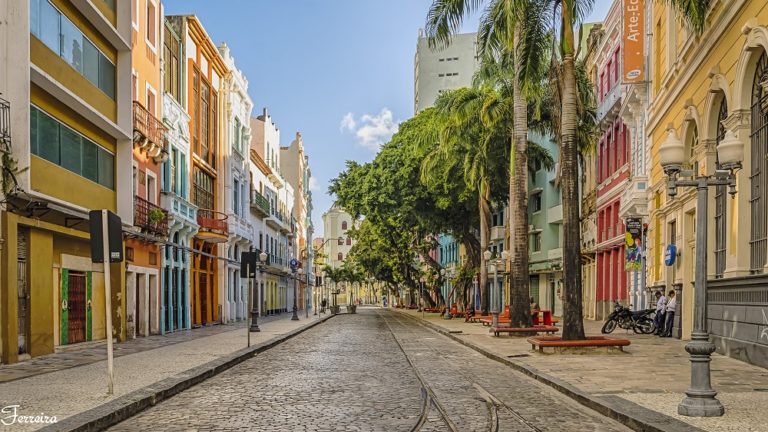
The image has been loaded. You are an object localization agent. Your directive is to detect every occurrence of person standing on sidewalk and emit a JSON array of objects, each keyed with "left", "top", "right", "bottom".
[
  {"left": 662, "top": 290, "right": 677, "bottom": 337},
  {"left": 653, "top": 291, "right": 667, "bottom": 336}
]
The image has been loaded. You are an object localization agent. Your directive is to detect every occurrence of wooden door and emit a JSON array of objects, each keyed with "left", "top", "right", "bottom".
[{"left": 68, "top": 272, "right": 86, "bottom": 344}]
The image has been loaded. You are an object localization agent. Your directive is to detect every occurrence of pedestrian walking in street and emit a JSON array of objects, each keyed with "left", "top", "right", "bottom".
[
  {"left": 662, "top": 290, "right": 677, "bottom": 337},
  {"left": 653, "top": 290, "right": 667, "bottom": 336}
]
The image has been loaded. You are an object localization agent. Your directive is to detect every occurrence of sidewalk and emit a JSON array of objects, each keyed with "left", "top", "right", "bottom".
[
  {"left": 0, "top": 312, "right": 330, "bottom": 431},
  {"left": 395, "top": 308, "right": 768, "bottom": 432}
]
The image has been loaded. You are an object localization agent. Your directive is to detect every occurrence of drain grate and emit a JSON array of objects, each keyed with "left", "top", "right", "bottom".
[
  {"left": 448, "top": 330, "right": 463, "bottom": 334},
  {"left": 507, "top": 354, "right": 530, "bottom": 358},
  {"left": 754, "top": 388, "right": 768, "bottom": 392}
]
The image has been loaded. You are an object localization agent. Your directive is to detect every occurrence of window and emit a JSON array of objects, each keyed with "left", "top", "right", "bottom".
[
  {"left": 346, "top": 237, "right": 351, "bottom": 246},
  {"left": 30, "top": 0, "right": 115, "bottom": 98},
  {"left": 30, "top": 106, "right": 114, "bottom": 188},
  {"left": 342, "top": 221, "right": 348, "bottom": 231},
  {"left": 192, "top": 166, "right": 214, "bottom": 210},
  {"left": 233, "top": 178, "right": 240, "bottom": 215},
  {"left": 146, "top": 1, "right": 156, "bottom": 48},
  {"left": 338, "top": 252, "right": 343, "bottom": 261},
  {"left": 146, "top": 86, "right": 156, "bottom": 116},
  {"left": 531, "top": 233, "right": 542, "bottom": 252},
  {"left": 233, "top": 117, "right": 242, "bottom": 154},
  {"left": 531, "top": 193, "right": 542, "bottom": 213},
  {"left": 191, "top": 66, "right": 217, "bottom": 167},
  {"left": 146, "top": 172, "right": 156, "bottom": 204},
  {"left": 163, "top": 25, "right": 181, "bottom": 101}
]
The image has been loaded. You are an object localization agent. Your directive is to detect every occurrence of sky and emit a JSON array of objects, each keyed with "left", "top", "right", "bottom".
[{"left": 162, "top": 0, "right": 611, "bottom": 237}]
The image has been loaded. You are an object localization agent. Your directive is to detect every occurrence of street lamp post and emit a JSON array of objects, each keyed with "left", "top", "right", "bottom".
[
  {"left": 659, "top": 126, "right": 742, "bottom": 417},
  {"left": 251, "top": 251, "right": 268, "bottom": 332},
  {"left": 484, "top": 250, "right": 509, "bottom": 328},
  {"left": 441, "top": 268, "right": 452, "bottom": 319},
  {"left": 291, "top": 266, "right": 303, "bottom": 321}
]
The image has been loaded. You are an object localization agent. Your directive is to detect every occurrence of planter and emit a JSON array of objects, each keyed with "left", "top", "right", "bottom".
[
  {"left": 330, "top": 306, "right": 340, "bottom": 315},
  {"left": 346, "top": 305, "right": 357, "bottom": 314}
]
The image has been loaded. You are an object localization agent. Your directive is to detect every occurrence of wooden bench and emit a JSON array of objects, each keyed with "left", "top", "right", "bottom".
[
  {"left": 490, "top": 326, "right": 559, "bottom": 337},
  {"left": 423, "top": 307, "right": 442, "bottom": 313},
  {"left": 527, "top": 336, "right": 631, "bottom": 353}
]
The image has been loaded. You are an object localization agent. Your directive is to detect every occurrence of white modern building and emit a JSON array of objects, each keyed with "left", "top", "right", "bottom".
[
  {"left": 218, "top": 42, "right": 253, "bottom": 324},
  {"left": 414, "top": 30, "right": 479, "bottom": 113}
]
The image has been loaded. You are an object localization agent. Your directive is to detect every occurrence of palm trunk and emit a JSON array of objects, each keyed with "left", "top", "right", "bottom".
[
  {"left": 560, "top": 1, "right": 586, "bottom": 340},
  {"left": 479, "top": 180, "right": 491, "bottom": 315},
  {"left": 509, "top": 23, "right": 532, "bottom": 328}
]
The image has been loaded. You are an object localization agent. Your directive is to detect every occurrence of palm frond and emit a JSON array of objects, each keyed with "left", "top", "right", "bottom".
[{"left": 426, "top": 0, "right": 485, "bottom": 50}]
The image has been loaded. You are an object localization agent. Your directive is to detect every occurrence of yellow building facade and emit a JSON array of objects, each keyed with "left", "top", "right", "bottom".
[
  {"left": 647, "top": 0, "right": 768, "bottom": 366},
  {"left": 1, "top": 0, "right": 132, "bottom": 364}
]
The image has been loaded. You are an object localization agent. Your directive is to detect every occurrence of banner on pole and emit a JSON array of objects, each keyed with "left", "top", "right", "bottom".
[
  {"left": 625, "top": 218, "right": 643, "bottom": 271},
  {"left": 622, "top": 0, "right": 645, "bottom": 83}
]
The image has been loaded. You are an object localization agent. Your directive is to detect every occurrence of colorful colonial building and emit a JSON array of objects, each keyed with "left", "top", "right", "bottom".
[
  {"left": 1, "top": 0, "right": 132, "bottom": 363},
  {"left": 646, "top": 0, "right": 768, "bottom": 367}
]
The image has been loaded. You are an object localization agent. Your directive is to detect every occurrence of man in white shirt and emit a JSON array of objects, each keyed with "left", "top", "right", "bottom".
[
  {"left": 653, "top": 291, "right": 667, "bottom": 336},
  {"left": 662, "top": 290, "right": 677, "bottom": 337}
]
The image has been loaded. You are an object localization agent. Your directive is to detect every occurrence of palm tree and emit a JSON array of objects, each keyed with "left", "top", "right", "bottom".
[{"left": 427, "top": 0, "right": 551, "bottom": 327}]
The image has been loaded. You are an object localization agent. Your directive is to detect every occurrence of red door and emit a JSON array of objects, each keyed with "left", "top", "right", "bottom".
[{"left": 68, "top": 272, "right": 86, "bottom": 344}]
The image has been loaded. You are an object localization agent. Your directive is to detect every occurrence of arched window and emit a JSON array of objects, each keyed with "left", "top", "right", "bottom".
[
  {"left": 341, "top": 221, "right": 348, "bottom": 231},
  {"left": 714, "top": 97, "right": 728, "bottom": 278},
  {"left": 346, "top": 237, "right": 351, "bottom": 245},
  {"left": 750, "top": 52, "right": 768, "bottom": 273},
  {"left": 338, "top": 252, "right": 343, "bottom": 261},
  {"left": 337, "top": 237, "right": 344, "bottom": 246}
]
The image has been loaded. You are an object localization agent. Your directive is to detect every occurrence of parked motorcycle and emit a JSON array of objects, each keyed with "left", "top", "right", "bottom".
[{"left": 601, "top": 302, "right": 657, "bottom": 334}]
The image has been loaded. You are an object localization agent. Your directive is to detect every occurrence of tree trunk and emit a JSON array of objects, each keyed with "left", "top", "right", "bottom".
[
  {"left": 479, "top": 180, "right": 491, "bottom": 315},
  {"left": 509, "top": 22, "right": 532, "bottom": 328},
  {"left": 560, "top": 1, "right": 586, "bottom": 340}
]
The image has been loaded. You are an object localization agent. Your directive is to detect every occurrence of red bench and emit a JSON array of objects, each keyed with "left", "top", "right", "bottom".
[
  {"left": 490, "top": 325, "right": 559, "bottom": 337},
  {"left": 527, "top": 335, "right": 631, "bottom": 353}
]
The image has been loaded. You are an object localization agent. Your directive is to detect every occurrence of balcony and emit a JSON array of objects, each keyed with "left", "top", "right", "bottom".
[
  {"left": 132, "top": 101, "right": 168, "bottom": 163},
  {"left": 265, "top": 209, "right": 290, "bottom": 233},
  {"left": 490, "top": 225, "right": 505, "bottom": 241},
  {"left": 0, "top": 96, "right": 10, "bottom": 152},
  {"left": 288, "top": 216, "right": 297, "bottom": 238},
  {"left": 547, "top": 205, "right": 563, "bottom": 224},
  {"left": 134, "top": 195, "right": 169, "bottom": 238},
  {"left": 597, "top": 83, "right": 621, "bottom": 127},
  {"left": 160, "top": 191, "right": 198, "bottom": 228},
  {"left": 196, "top": 209, "right": 228, "bottom": 243},
  {"left": 250, "top": 190, "right": 270, "bottom": 217}
]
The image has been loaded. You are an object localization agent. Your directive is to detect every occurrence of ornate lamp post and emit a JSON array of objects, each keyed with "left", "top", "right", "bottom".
[
  {"left": 659, "top": 126, "right": 742, "bottom": 417},
  {"left": 290, "top": 263, "right": 303, "bottom": 321},
  {"left": 250, "top": 251, "right": 268, "bottom": 332},
  {"left": 484, "top": 250, "right": 510, "bottom": 328}
]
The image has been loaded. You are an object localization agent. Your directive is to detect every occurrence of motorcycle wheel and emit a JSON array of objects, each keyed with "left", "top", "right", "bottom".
[
  {"left": 634, "top": 318, "right": 656, "bottom": 335},
  {"left": 601, "top": 319, "right": 617, "bottom": 334}
]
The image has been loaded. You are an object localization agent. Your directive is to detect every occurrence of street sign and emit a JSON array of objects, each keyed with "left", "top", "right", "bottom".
[
  {"left": 89, "top": 210, "right": 123, "bottom": 263},
  {"left": 241, "top": 251, "right": 258, "bottom": 278},
  {"left": 290, "top": 258, "right": 299, "bottom": 271}
]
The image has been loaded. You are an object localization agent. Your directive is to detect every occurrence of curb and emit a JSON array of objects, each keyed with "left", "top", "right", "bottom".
[
  {"left": 42, "top": 314, "right": 337, "bottom": 432},
  {"left": 393, "top": 310, "right": 704, "bottom": 432}
]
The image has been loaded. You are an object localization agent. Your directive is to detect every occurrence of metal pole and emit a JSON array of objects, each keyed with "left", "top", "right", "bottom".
[
  {"left": 250, "top": 265, "right": 260, "bottom": 332},
  {"left": 291, "top": 270, "right": 299, "bottom": 321},
  {"left": 101, "top": 210, "right": 115, "bottom": 395},
  {"left": 246, "top": 263, "right": 250, "bottom": 347},
  {"left": 678, "top": 178, "right": 724, "bottom": 416},
  {"left": 491, "top": 263, "right": 499, "bottom": 328}
]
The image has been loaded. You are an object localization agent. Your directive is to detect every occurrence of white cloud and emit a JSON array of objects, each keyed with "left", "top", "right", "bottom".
[
  {"left": 340, "top": 112, "right": 356, "bottom": 132},
  {"left": 340, "top": 108, "right": 399, "bottom": 151},
  {"left": 308, "top": 176, "right": 320, "bottom": 192}
]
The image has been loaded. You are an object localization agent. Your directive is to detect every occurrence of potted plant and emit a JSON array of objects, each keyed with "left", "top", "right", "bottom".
[{"left": 148, "top": 208, "right": 165, "bottom": 228}]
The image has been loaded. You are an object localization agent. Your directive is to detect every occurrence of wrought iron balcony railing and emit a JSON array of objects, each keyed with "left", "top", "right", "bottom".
[
  {"left": 197, "top": 209, "right": 229, "bottom": 241},
  {"left": 134, "top": 195, "right": 169, "bottom": 237},
  {"left": 0, "top": 96, "right": 10, "bottom": 153},
  {"left": 250, "top": 190, "right": 271, "bottom": 216},
  {"left": 132, "top": 101, "right": 168, "bottom": 162}
]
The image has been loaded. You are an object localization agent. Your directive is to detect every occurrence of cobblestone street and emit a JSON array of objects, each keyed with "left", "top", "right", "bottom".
[{"left": 110, "top": 308, "right": 630, "bottom": 431}]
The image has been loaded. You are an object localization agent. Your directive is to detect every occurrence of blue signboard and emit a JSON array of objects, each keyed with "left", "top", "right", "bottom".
[
  {"left": 290, "top": 258, "right": 299, "bottom": 271},
  {"left": 664, "top": 244, "right": 677, "bottom": 266}
]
